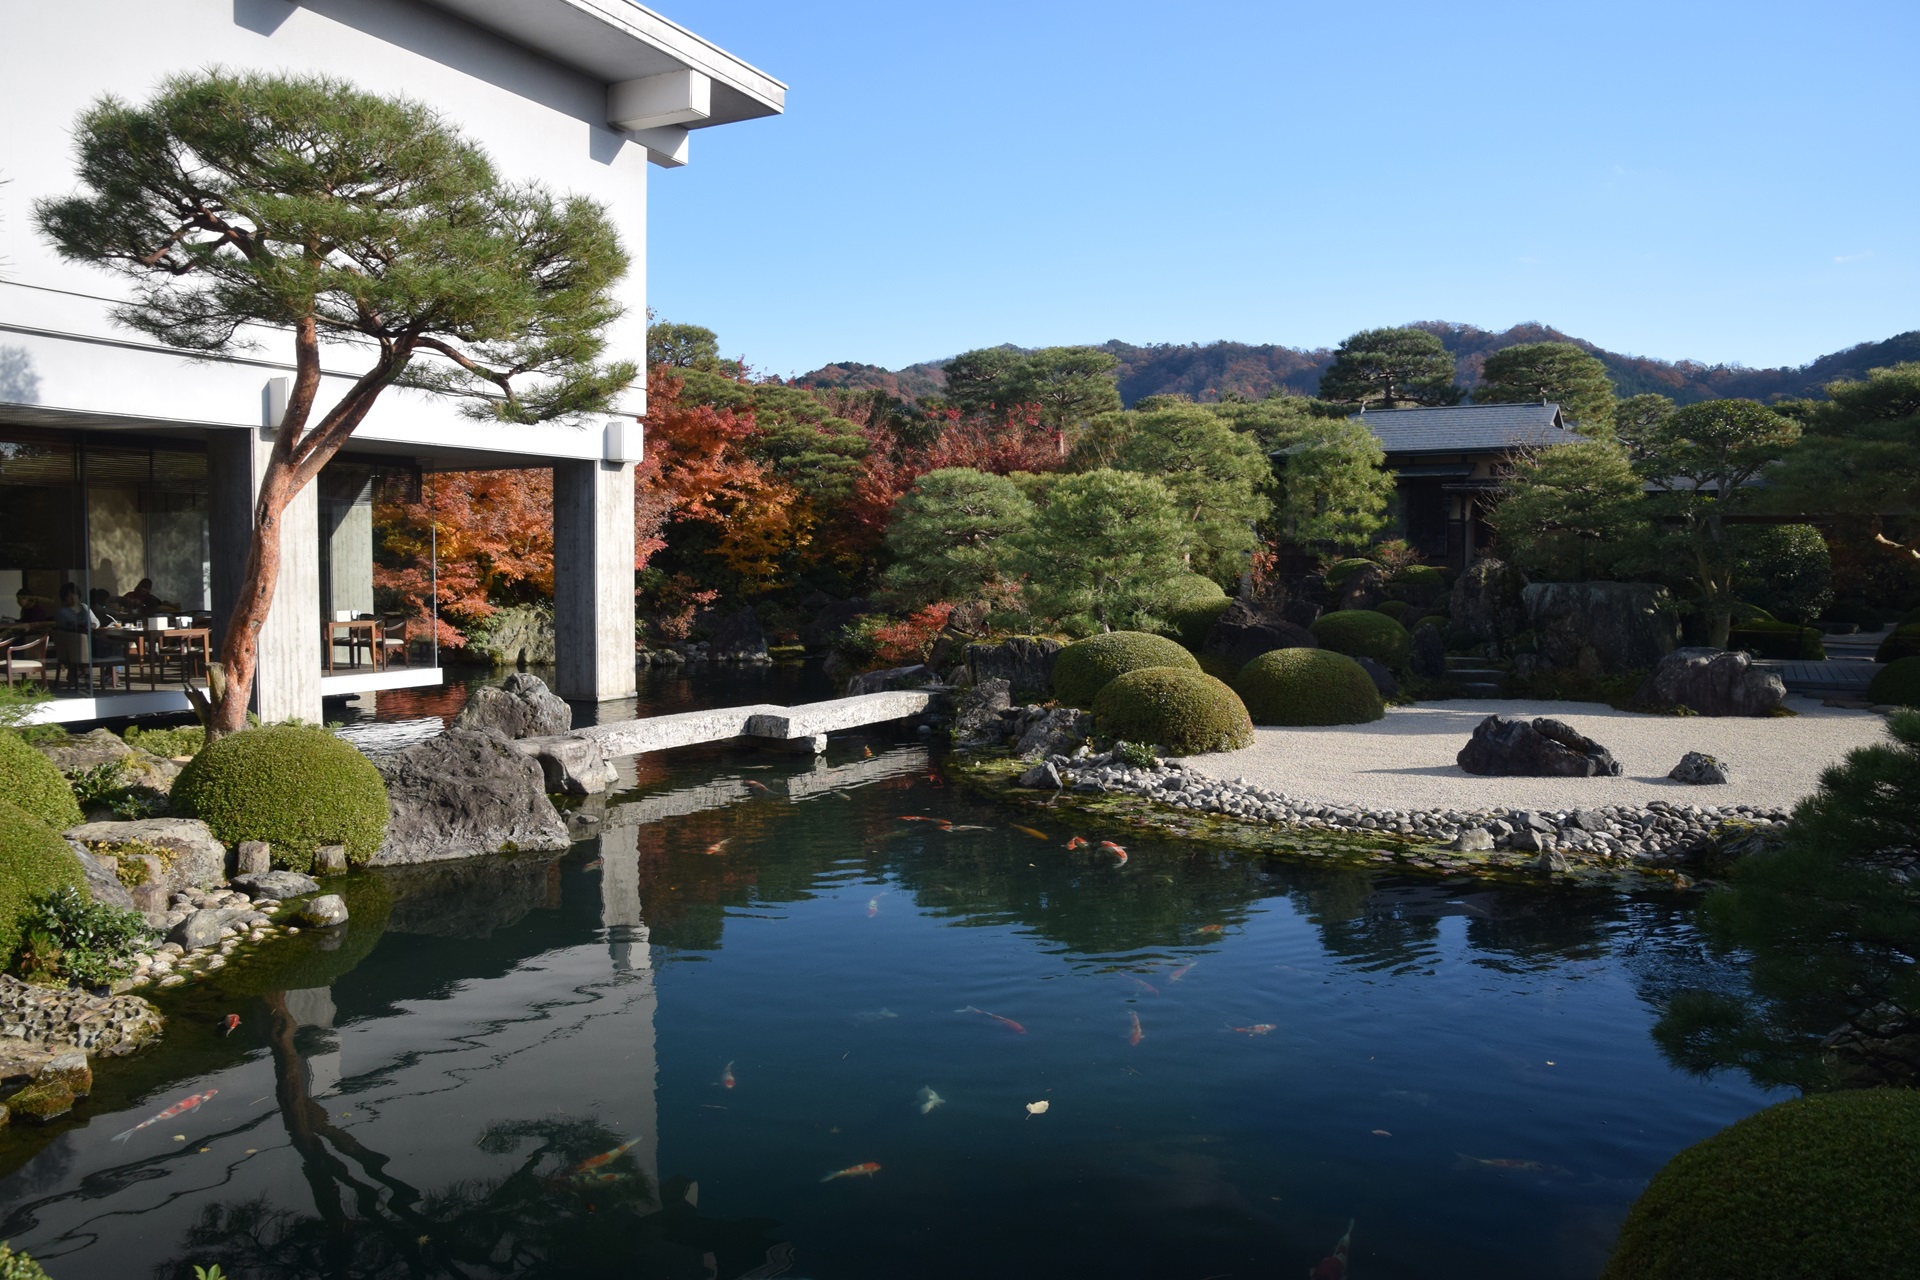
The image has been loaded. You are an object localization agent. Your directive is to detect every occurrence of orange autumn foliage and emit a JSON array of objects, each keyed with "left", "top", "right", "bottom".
[{"left": 375, "top": 469, "right": 558, "bottom": 649}]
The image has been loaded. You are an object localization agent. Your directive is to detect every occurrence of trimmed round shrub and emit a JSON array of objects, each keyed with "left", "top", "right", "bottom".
[
  {"left": 0, "top": 733, "right": 84, "bottom": 831},
  {"left": 1729, "top": 619, "right": 1826, "bottom": 660},
  {"left": 0, "top": 798, "right": 86, "bottom": 963},
  {"left": 1161, "top": 572, "right": 1227, "bottom": 609},
  {"left": 1196, "top": 652, "right": 1241, "bottom": 682},
  {"left": 1373, "top": 599, "right": 1410, "bottom": 623},
  {"left": 1602, "top": 1089, "right": 1920, "bottom": 1280},
  {"left": 1092, "top": 667, "right": 1253, "bottom": 755},
  {"left": 1388, "top": 563, "right": 1445, "bottom": 605},
  {"left": 1868, "top": 656, "right": 1920, "bottom": 706},
  {"left": 173, "top": 724, "right": 390, "bottom": 871},
  {"left": 1237, "top": 648, "right": 1384, "bottom": 726},
  {"left": 1729, "top": 602, "right": 1777, "bottom": 627},
  {"left": 1323, "top": 558, "right": 1376, "bottom": 588},
  {"left": 1877, "top": 623, "right": 1920, "bottom": 664},
  {"left": 1310, "top": 609, "right": 1413, "bottom": 671},
  {"left": 1052, "top": 631, "right": 1200, "bottom": 708},
  {"left": 1165, "top": 597, "right": 1232, "bottom": 650}
]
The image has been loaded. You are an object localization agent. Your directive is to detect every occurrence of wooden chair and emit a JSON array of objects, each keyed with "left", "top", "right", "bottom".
[
  {"left": 379, "top": 614, "right": 410, "bottom": 667},
  {"left": 51, "top": 630, "right": 131, "bottom": 691},
  {"left": 138, "top": 631, "right": 199, "bottom": 689},
  {"left": 1, "top": 636, "right": 48, "bottom": 686}
]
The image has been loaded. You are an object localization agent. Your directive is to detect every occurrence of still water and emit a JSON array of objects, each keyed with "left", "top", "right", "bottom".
[{"left": 0, "top": 668, "right": 1772, "bottom": 1279}]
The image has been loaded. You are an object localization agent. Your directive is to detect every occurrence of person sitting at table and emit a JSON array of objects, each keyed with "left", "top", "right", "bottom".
[
  {"left": 55, "top": 584, "right": 128, "bottom": 686},
  {"left": 120, "top": 578, "right": 161, "bottom": 610},
  {"left": 14, "top": 588, "right": 53, "bottom": 624}
]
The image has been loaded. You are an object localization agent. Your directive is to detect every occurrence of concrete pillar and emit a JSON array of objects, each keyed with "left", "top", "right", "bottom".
[
  {"left": 553, "top": 459, "right": 637, "bottom": 702},
  {"left": 209, "top": 425, "right": 322, "bottom": 724}
]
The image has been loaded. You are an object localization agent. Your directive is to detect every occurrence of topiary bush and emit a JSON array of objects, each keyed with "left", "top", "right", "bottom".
[
  {"left": 1868, "top": 656, "right": 1920, "bottom": 706},
  {"left": 1372, "top": 599, "right": 1410, "bottom": 623},
  {"left": 1601, "top": 1089, "right": 1920, "bottom": 1280},
  {"left": 1729, "top": 602, "right": 1777, "bottom": 627},
  {"left": 1236, "top": 648, "right": 1385, "bottom": 726},
  {"left": 1196, "top": 652, "right": 1241, "bottom": 682},
  {"left": 1092, "top": 666, "right": 1253, "bottom": 755},
  {"left": 1310, "top": 609, "right": 1413, "bottom": 672},
  {"left": 1877, "top": 623, "right": 1920, "bottom": 664},
  {"left": 1160, "top": 572, "right": 1227, "bottom": 609},
  {"left": 0, "top": 798, "right": 86, "bottom": 966},
  {"left": 1729, "top": 619, "right": 1826, "bottom": 660},
  {"left": 1052, "top": 631, "right": 1200, "bottom": 708},
  {"left": 1323, "top": 558, "right": 1376, "bottom": 589},
  {"left": 1164, "top": 597, "right": 1232, "bottom": 650},
  {"left": 173, "top": 724, "right": 390, "bottom": 871},
  {"left": 0, "top": 733, "right": 83, "bottom": 831},
  {"left": 1387, "top": 563, "right": 1445, "bottom": 605}
]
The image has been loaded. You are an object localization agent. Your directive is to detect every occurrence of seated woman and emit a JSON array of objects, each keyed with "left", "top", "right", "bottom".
[
  {"left": 55, "top": 584, "right": 129, "bottom": 687},
  {"left": 14, "top": 588, "right": 54, "bottom": 625}
]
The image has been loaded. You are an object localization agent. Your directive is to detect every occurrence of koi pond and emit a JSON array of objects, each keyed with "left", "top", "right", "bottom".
[{"left": 0, "top": 666, "right": 1775, "bottom": 1278}]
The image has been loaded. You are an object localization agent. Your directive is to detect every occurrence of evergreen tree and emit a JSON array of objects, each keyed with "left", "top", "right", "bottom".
[
  {"left": 1475, "top": 341, "right": 1618, "bottom": 434},
  {"left": 1012, "top": 469, "right": 1189, "bottom": 634},
  {"left": 880, "top": 468, "right": 1029, "bottom": 610},
  {"left": 1112, "top": 405, "right": 1271, "bottom": 580},
  {"left": 1489, "top": 440, "right": 1645, "bottom": 580},
  {"left": 1317, "top": 327, "right": 1462, "bottom": 408}
]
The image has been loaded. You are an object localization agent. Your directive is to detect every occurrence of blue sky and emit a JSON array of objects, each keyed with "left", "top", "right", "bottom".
[{"left": 645, "top": 0, "right": 1916, "bottom": 379}]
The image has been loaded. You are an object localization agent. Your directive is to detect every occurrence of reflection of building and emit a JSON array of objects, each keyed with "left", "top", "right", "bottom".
[
  {"left": 284, "top": 987, "right": 343, "bottom": 1099},
  {"left": 2, "top": 0, "right": 784, "bottom": 724}
]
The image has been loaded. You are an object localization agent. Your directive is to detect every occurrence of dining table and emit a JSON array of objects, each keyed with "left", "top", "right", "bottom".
[{"left": 323, "top": 618, "right": 385, "bottom": 674}]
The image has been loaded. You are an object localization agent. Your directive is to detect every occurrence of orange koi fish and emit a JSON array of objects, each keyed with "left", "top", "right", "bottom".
[
  {"left": 957, "top": 1005, "right": 1028, "bottom": 1034},
  {"left": 867, "top": 893, "right": 883, "bottom": 917},
  {"left": 569, "top": 1136, "right": 642, "bottom": 1177},
  {"left": 745, "top": 779, "right": 773, "bottom": 793},
  {"left": 581, "top": 858, "right": 603, "bottom": 872},
  {"left": 1126, "top": 975, "right": 1160, "bottom": 996},
  {"left": 862, "top": 746, "right": 874, "bottom": 758},
  {"left": 1454, "top": 1154, "right": 1568, "bottom": 1176},
  {"left": 1127, "top": 1010, "right": 1143, "bottom": 1047},
  {"left": 220, "top": 1013, "right": 240, "bottom": 1036},
  {"left": 112, "top": 1089, "right": 218, "bottom": 1143},
  {"left": 1197, "top": 923, "right": 1225, "bottom": 934},
  {"left": 1065, "top": 836, "right": 1089, "bottom": 850},
  {"left": 899, "top": 815, "right": 933, "bottom": 823},
  {"left": 721, "top": 1061, "right": 736, "bottom": 1090},
  {"left": 1230, "top": 1023, "right": 1276, "bottom": 1035},
  {"left": 820, "top": 1161, "right": 881, "bottom": 1183},
  {"left": 1310, "top": 1219, "right": 1354, "bottom": 1280},
  {"left": 1167, "top": 962, "right": 1197, "bottom": 984},
  {"left": 1010, "top": 825, "right": 1049, "bottom": 840},
  {"left": 704, "top": 839, "right": 730, "bottom": 855}
]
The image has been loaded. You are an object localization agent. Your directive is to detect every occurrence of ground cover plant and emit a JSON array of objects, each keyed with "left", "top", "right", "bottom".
[
  {"left": 16, "top": 885, "right": 158, "bottom": 987},
  {"left": 1237, "top": 648, "right": 1384, "bottom": 726},
  {"left": 174, "top": 724, "right": 390, "bottom": 870},
  {"left": 1051, "top": 631, "right": 1199, "bottom": 708},
  {"left": 1091, "top": 667, "right": 1252, "bottom": 755}
]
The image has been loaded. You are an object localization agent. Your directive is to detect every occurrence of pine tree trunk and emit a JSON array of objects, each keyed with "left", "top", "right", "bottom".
[{"left": 209, "top": 458, "right": 298, "bottom": 738}]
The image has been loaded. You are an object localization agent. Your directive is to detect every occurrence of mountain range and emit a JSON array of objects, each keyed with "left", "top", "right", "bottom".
[{"left": 794, "top": 323, "right": 1920, "bottom": 408}]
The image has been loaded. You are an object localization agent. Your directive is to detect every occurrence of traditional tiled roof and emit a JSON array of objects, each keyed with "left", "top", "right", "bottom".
[{"left": 1350, "top": 403, "right": 1588, "bottom": 456}]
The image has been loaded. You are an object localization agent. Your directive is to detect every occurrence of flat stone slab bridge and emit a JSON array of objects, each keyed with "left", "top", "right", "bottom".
[{"left": 580, "top": 689, "right": 934, "bottom": 759}]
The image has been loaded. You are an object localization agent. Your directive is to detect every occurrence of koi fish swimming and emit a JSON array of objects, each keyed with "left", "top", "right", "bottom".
[
  {"left": 219, "top": 1014, "right": 240, "bottom": 1036},
  {"left": 1065, "top": 836, "right": 1088, "bottom": 850},
  {"left": 1167, "top": 962, "right": 1197, "bottom": 983},
  {"left": 1230, "top": 1024, "right": 1277, "bottom": 1035},
  {"left": 1010, "top": 824, "right": 1049, "bottom": 840},
  {"left": 1198, "top": 923, "right": 1225, "bottom": 934},
  {"left": 1126, "top": 975, "right": 1160, "bottom": 996},
  {"left": 1310, "top": 1219, "right": 1354, "bottom": 1280},
  {"left": 569, "top": 1137, "right": 643, "bottom": 1177},
  {"left": 112, "top": 1090, "right": 217, "bottom": 1142},
  {"left": 1098, "top": 840, "right": 1128, "bottom": 864},
  {"left": 721, "top": 1061, "right": 736, "bottom": 1089},
  {"left": 745, "top": 779, "right": 772, "bottom": 793},
  {"left": 1127, "top": 1010, "right": 1143, "bottom": 1046},
  {"left": 917, "top": 1086, "right": 945, "bottom": 1114},
  {"left": 1454, "top": 1154, "right": 1570, "bottom": 1177},
  {"left": 820, "top": 1162, "right": 881, "bottom": 1183},
  {"left": 957, "top": 1005, "right": 1028, "bottom": 1034},
  {"left": 867, "top": 893, "right": 883, "bottom": 917},
  {"left": 704, "top": 839, "right": 730, "bottom": 855}
]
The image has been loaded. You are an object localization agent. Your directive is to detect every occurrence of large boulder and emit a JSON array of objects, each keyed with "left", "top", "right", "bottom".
[
  {"left": 453, "top": 672, "right": 572, "bottom": 740},
  {"left": 706, "top": 606, "right": 770, "bottom": 662},
  {"left": 1638, "top": 647, "right": 1788, "bottom": 716},
  {"left": 371, "top": 729, "right": 570, "bottom": 865},
  {"left": 1009, "top": 706, "right": 1093, "bottom": 757},
  {"left": 953, "top": 678, "right": 1013, "bottom": 748},
  {"left": 846, "top": 664, "right": 936, "bottom": 695},
  {"left": 508, "top": 735, "right": 617, "bottom": 796},
  {"left": 1457, "top": 715, "right": 1623, "bottom": 778},
  {"left": 965, "top": 637, "right": 1062, "bottom": 700},
  {"left": 1524, "top": 582, "right": 1679, "bottom": 676},
  {"left": 66, "top": 842, "right": 136, "bottom": 912},
  {"left": 470, "top": 603, "right": 555, "bottom": 667},
  {"left": 63, "top": 817, "right": 229, "bottom": 889},
  {"left": 1452, "top": 558, "right": 1528, "bottom": 653},
  {"left": 1200, "top": 598, "right": 1318, "bottom": 669}
]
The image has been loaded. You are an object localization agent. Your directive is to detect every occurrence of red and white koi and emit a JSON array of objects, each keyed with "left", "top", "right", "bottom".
[
  {"left": 1125, "top": 975, "right": 1159, "bottom": 996},
  {"left": 1167, "top": 962, "right": 1197, "bottom": 984},
  {"left": 720, "top": 1061, "right": 736, "bottom": 1090},
  {"left": 704, "top": 839, "right": 730, "bottom": 856},
  {"left": 1098, "top": 840, "right": 1128, "bottom": 865},
  {"left": 568, "top": 1136, "right": 642, "bottom": 1177},
  {"left": 112, "top": 1089, "right": 217, "bottom": 1143},
  {"left": 1065, "top": 836, "right": 1089, "bottom": 850},
  {"left": 1127, "top": 1010, "right": 1143, "bottom": 1047},
  {"left": 820, "top": 1161, "right": 881, "bottom": 1183},
  {"left": 220, "top": 1013, "right": 240, "bottom": 1036},
  {"left": 1229, "top": 1023, "right": 1276, "bottom": 1035},
  {"left": 957, "top": 1005, "right": 1028, "bottom": 1034},
  {"left": 1310, "top": 1219, "right": 1354, "bottom": 1280}
]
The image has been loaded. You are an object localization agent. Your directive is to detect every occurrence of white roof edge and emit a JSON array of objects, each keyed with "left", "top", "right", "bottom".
[{"left": 616, "top": 1, "right": 789, "bottom": 95}]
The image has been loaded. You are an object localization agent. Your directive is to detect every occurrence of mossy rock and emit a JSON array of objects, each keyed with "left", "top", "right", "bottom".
[
  {"left": 1052, "top": 632, "right": 1200, "bottom": 709},
  {"left": 0, "top": 733, "right": 83, "bottom": 831},
  {"left": 1877, "top": 624, "right": 1920, "bottom": 664},
  {"left": 173, "top": 724, "right": 390, "bottom": 872},
  {"left": 1237, "top": 648, "right": 1385, "bottom": 726},
  {"left": 0, "top": 799, "right": 87, "bottom": 963},
  {"left": 1323, "top": 558, "right": 1377, "bottom": 588},
  {"left": 1729, "top": 620, "right": 1826, "bottom": 660},
  {"left": 1164, "top": 598, "right": 1233, "bottom": 651},
  {"left": 1602, "top": 1089, "right": 1920, "bottom": 1280},
  {"left": 1868, "top": 656, "right": 1920, "bottom": 706},
  {"left": 4, "top": 1081, "right": 75, "bottom": 1123},
  {"left": 1091, "top": 667, "right": 1253, "bottom": 755},
  {"left": 1310, "top": 609, "right": 1413, "bottom": 672}
]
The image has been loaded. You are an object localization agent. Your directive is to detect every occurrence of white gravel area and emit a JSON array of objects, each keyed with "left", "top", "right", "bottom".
[{"left": 1176, "top": 696, "right": 1890, "bottom": 812}]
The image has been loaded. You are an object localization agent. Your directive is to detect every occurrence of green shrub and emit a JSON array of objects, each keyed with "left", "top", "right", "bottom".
[
  {"left": 0, "top": 1243, "right": 52, "bottom": 1280},
  {"left": 0, "top": 799, "right": 86, "bottom": 966},
  {"left": 1196, "top": 652, "right": 1241, "bottom": 682},
  {"left": 16, "top": 884, "right": 158, "bottom": 987},
  {"left": 1092, "top": 667, "right": 1253, "bottom": 755},
  {"left": 1164, "top": 598, "right": 1232, "bottom": 650},
  {"left": 1729, "top": 602, "right": 1777, "bottom": 627},
  {"left": 1310, "top": 609, "right": 1413, "bottom": 671},
  {"left": 1878, "top": 624, "right": 1920, "bottom": 664},
  {"left": 1160, "top": 573, "right": 1227, "bottom": 608},
  {"left": 1734, "top": 523, "right": 1833, "bottom": 623},
  {"left": 0, "top": 733, "right": 83, "bottom": 831},
  {"left": 173, "top": 724, "right": 390, "bottom": 871},
  {"left": 1868, "top": 656, "right": 1920, "bottom": 706},
  {"left": 1372, "top": 599, "right": 1410, "bottom": 622},
  {"left": 123, "top": 722, "right": 206, "bottom": 758},
  {"left": 1387, "top": 563, "right": 1445, "bottom": 605},
  {"left": 1323, "top": 558, "right": 1376, "bottom": 589},
  {"left": 1236, "top": 648, "right": 1384, "bottom": 726},
  {"left": 1052, "top": 631, "right": 1200, "bottom": 708},
  {"left": 1602, "top": 1090, "right": 1920, "bottom": 1280},
  {"left": 1729, "top": 619, "right": 1826, "bottom": 660}
]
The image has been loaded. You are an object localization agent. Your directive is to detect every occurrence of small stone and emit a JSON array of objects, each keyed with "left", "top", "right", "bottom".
[
  {"left": 168, "top": 909, "right": 226, "bottom": 951},
  {"left": 37, "top": 1051, "right": 92, "bottom": 1098},
  {"left": 6, "top": 1081, "right": 75, "bottom": 1123},
  {"left": 1669, "top": 751, "right": 1732, "bottom": 785},
  {"left": 1450, "top": 828, "right": 1495, "bottom": 852},
  {"left": 298, "top": 895, "right": 350, "bottom": 928},
  {"left": 236, "top": 840, "right": 272, "bottom": 876},
  {"left": 1538, "top": 849, "right": 1572, "bottom": 874},
  {"left": 312, "top": 844, "right": 349, "bottom": 876},
  {"left": 129, "top": 882, "right": 168, "bottom": 914},
  {"left": 233, "top": 870, "right": 321, "bottom": 901},
  {"left": 1016, "top": 761, "right": 1063, "bottom": 790}
]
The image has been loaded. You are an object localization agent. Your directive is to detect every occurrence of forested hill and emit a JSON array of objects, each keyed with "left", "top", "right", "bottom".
[{"left": 794, "top": 324, "right": 1920, "bottom": 407}]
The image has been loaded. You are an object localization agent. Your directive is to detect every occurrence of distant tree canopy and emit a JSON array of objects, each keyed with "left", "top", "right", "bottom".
[
  {"left": 1770, "top": 363, "right": 1920, "bottom": 562},
  {"left": 880, "top": 468, "right": 1030, "bottom": 612},
  {"left": 1011, "top": 469, "right": 1190, "bottom": 634},
  {"left": 1317, "top": 327, "right": 1463, "bottom": 408},
  {"left": 647, "top": 319, "right": 722, "bottom": 370},
  {"left": 944, "top": 345, "right": 1123, "bottom": 445},
  {"left": 1111, "top": 405, "right": 1271, "bottom": 581},
  {"left": 1475, "top": 341, "right": 1618, "bottom": 435},
  {"left": 1490, "top": 439, "right": 1646, "bottom": 581}
]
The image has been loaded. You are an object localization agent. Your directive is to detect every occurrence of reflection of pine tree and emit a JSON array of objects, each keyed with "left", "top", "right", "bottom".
[{"left": 1654, "top": 710, "right": 1920, "bottom": 1091}]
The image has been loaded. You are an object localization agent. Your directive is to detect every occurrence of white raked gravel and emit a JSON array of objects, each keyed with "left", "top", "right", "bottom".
[{"left": 1174, "top": 696, "right": 1891, "bottom": 812}]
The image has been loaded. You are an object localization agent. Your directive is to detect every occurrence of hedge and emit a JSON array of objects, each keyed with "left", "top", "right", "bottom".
[
  {"left": 1602, "top": 1089, "right": 1920, "bottom": 1280},
  {"left": 1092, "top": 667, "right": 1253, "bottom": 755},
  {"left": 1236, "top": 648, "right": 1385, "bottom": 726},
  {"left": 1868, "top": 656, "right": 1920, "bottom": 707},
  {"left": 1877, "top": 624, "right": 1920, "bottom": 664},
  {"left": 1052, "top": 632, "right": 1200, "bottom": 708},
  {"left": 0, "top": 733, "right": 84, "bottom": 831},
  {"left": 1372, "top": 599, "right": 1410, "bottom": 623},
  {"left": 1310, "top": 609, "right": 1413, "bottom": 671},
  {"left": 1728, "top": 620, "right": 1826, "bottom": 661},
  {"left": 1160, "top": 573, "right": 1228, "bottom": 609},
  {"left": 173, "top": 724, "right": 390, "bottom": 871},
  {"left": 1164, "top": 598, "right": 1233, "bottom": 651},
  {"left": 0, "top": 798, "right": 87, "bottom": 964}
]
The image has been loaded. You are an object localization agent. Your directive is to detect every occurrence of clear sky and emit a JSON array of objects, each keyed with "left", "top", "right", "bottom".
[{"left": 645, "top": 0, "right": 1916, "bottom": 379}]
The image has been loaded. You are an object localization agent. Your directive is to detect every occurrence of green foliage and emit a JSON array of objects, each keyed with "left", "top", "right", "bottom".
[
  {"left": 1373, "top": 599, "right": 1410, "bottom": 622},
  {"left": 1733, "top": 523, "right": 1833, "bottom": 623},
  {"left": 1323, "top": 558, "right": 1377, "bottom": 588},
  {"left": 1309, "top": 609, "right": 1413, "bottom": 671},
  {"left": 1196, "top": 652, "right": 1241, "bottom": 682},
  {"left": 1012, "top": 470, "right": 1191, "bottom": 635},
  {"left": 1317, "top": 327, "right": 1462, "bottom": 407},
  {"left": 1876, "top": 624, "right": 1920, "bottom": 663},
  {"left": 0, "top": 732, "right": 84, "bottom": 830},
  {"left": 880, "top": 468, "right": 1030, "bottom": 610},
  {"left": 195, "top": 1267, "right": 229, "bottom": 1280},
  {"left": 1769, "top": 363, "right": 1920, "bottom": 564},
  {"left": 64, "top": 759, "right": 127, "bottom": 812},
  {"left": 0, "top": 1243, "right": 52, "bottom": 1280},
  {"left": 1614, "top": 392, "right": 1675, "bottom": 440},
  {"left": 0, "top": 682, "right": 52, "bottom": 732},
  {"left": 1111, "top": 739, "right": 1159, "bottom": 769},
  {"left": 1475, "top": 341, "right": 1617, "bottom": 435},
  {"left": 1488, "top": 439, "right": 1646, "bottom": 582},
  {"left": 123, "top": 722, "right": 206, "bottom": 759},
  {"left": 1867, "top": 657, "right": 1920, "bottom": 706},
  {"left": 1092, "top": 667, "right": 1253, "bottom": 755},
  {"left": 1390, "top": 563, "right": 1445, "bottom": 594},
  {"left": 646, "top": 319, "right": 721, "bottom": 370},
  {"left": 17, "top": 884, "right": 158, "bottom": 987},
  {"left": 0, "top": 799, "right": 86, "bottom": 967},
  {"left": 1728, "top": 619, "right": 1826, "bottom": 660},
  {"left": 1161, "top": 573, "right": 1228, "bottom": 608},
  {"left": 1263, "top": 416, "right": 1394, "bottom": 550},
  {"left": 1052, "top": 631, "right": 1200, "bottom": 709},
  {"left": 173, "top": 725, "right": 390, "bottom": 870},
  {"left": 1602, "top": 1090, "right": 1920, "bottom": 1280},
  {"left": 1110, "top": 404, "right": 1271, "bottom": 579},
  {"left": 946, "top": 345, "right": 1121, "bottom": 437},
  {"left": 678, "top": 369, "right": 871, "bottom": 508},
  {"left": 1164, "top": 598, "right": 1232, "bottom": 651},
  {"left": 1237, "top": 648, "right": 1384, "bottom": 726}
]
